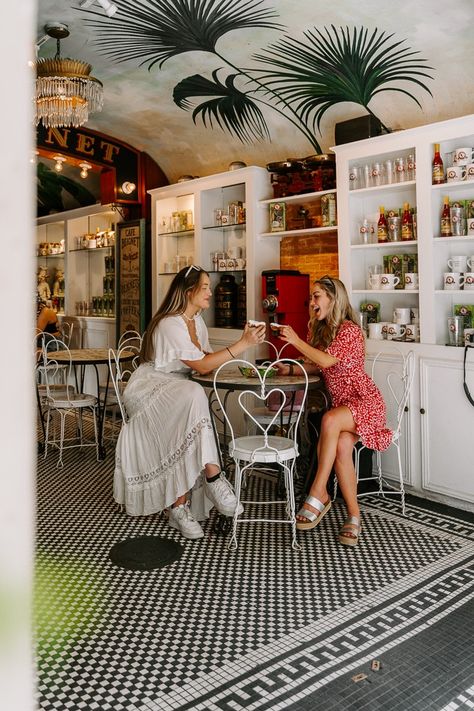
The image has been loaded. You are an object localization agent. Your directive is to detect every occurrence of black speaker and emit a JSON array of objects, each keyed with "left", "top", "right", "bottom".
[{"left": 335, "top": 115, "right": 386, "bottom": 145}]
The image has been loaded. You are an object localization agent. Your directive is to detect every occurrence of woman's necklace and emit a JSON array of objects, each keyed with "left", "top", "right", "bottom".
[{"left": 182, "top": 312, "right": 196, "bottom": 322}]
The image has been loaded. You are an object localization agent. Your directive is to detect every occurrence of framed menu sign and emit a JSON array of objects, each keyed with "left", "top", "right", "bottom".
[{"left": 116, "top": 219, "right": 146, "bottom": 343}]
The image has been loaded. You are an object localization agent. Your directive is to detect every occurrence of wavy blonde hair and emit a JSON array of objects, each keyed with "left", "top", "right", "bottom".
[
  {"left": 140, "top": 266, "right": 208, "bottom": 363},
  {"left": 308, "top": 276, "right": 359, "bottom": 350}
]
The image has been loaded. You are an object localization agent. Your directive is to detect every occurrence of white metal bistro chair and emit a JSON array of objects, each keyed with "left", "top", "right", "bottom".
[
  {"left": 102, "top": 333, "right": 141, "bottom": 436},
  {"left": 107, "top": 345, "right": 134, "bottom": 428},
  {"left": 41, "top": 337, "right": 100, "bottom": 467},
  {"left": 213, "top": 358, "right": 309, "bottom": 550},
  {"left": 354, "top": 349, "right": 415, "bottom": 515}
]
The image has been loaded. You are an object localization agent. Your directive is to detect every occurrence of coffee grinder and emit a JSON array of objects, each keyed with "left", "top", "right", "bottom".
[{"left": 261, "top": 270, "right": 310, "bottom": 359}]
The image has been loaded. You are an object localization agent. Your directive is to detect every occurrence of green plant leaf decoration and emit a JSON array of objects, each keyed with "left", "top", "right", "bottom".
[
  {"left": 173, "top": 70, "right": 270, "bottom": 143},
  {"left": 254, "top": 26, "right": 434, "bottom": 132},
  {"left": 82, "top": 0, "right": 282, "bottom": 69}
]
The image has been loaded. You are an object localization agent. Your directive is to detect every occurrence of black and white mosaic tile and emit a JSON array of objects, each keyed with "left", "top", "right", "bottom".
[{"left": 35, "top": 440, "right": 474, "bottom": 711}]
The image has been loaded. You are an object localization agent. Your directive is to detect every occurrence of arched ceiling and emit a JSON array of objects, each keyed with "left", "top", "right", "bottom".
[{"left": 37, "top": 0, "right": 474, "bottom": 183}]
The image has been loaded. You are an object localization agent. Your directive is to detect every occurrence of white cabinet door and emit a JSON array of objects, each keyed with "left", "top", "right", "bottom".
[{"left": 420, "top": 355, "right": 474, "bottom": 503}]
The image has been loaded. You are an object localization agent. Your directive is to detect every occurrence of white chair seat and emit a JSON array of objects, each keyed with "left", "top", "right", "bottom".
[
  {"left": 232, "top": 435, "right": 297, "bottom": 463},
  {"left": 47, "top": 393, "right": 97, "bottom": 408}
]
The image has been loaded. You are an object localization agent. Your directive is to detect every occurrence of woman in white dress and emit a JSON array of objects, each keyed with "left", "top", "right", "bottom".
[{"left": 114, "top": 265, "right": 266, "bottom": 539}]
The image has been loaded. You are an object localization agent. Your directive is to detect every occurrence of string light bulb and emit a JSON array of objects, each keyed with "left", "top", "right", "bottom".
[
  {"left": 79, "top": 162, "right": 92, "bottom": 179},
  {"left": 53, "top": 155, "right": 66, "bottom": 172}
]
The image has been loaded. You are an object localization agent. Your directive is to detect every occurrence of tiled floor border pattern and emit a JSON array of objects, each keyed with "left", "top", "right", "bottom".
[
  {"left": 35, "top": 438, "right": 474, "bottom": 711},
  {"left": 440, "top": 684, "right": 474, "bottom": 711},
  {"left": 140, "top": 527, "right": 474, "bottom": 711}
]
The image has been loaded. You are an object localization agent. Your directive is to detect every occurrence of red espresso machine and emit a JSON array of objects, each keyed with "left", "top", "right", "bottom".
[{"left": 262, "top": 270, "right": 310, "bottom": 359}]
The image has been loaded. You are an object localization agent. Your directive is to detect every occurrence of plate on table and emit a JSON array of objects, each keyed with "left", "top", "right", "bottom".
[{"left": 238, "top": 365, "right": 278, "bottom": 378}]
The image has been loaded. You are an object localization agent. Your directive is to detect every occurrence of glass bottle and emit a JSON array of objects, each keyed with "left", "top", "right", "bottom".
[
  {"left": 440, "top": 196, "right": 451, "bottom": 237},
  {"left": 401, "top": 202, "right": 413, "bottom": 241},
  {"left": 432, "top": 143, "right": 445, "bottom": 185},
  {"left": 377, "top": 206, "right": 388, "bottom": 243}
]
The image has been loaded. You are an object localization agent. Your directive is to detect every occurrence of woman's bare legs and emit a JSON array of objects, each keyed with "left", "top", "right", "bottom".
[
  {"left": 204, "top": 463, "right": 220, "bottom": 478},
  {"left": 334, "top": 431, "right": 360, "bottom": 518},
  {"left": 297, "top": 405, "right": 357, "bottom": 522}
]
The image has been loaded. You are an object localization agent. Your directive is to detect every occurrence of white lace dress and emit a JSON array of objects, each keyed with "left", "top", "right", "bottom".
[{"left": 113, "top": 314, "right": 219, "bottom": 519}]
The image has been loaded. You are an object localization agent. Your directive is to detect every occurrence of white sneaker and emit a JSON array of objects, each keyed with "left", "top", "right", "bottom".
[
  {"left": 168, "top": 502, "right": 204, "bottom": 540},
  {"left": 204, "top": 474, "right": 244, "bottom": 516}
]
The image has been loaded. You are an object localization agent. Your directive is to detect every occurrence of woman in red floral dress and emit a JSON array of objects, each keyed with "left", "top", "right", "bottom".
[{"left": 275, "top": 276, "right": 392, "bottom": 546}]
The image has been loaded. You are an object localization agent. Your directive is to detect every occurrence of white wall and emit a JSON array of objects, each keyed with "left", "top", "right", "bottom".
[{"left": 0, "top": 2, "right": 36, "bottom": 709}]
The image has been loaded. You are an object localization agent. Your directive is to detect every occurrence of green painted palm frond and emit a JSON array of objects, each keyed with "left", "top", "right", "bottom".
[
  {"left": 254, "top": 25, "right": 434, "bottom": 131},
  {"left": 81, "top": 0, "right": 282, "bottom": 69},
  {"left": 173, "top": 70, "right": 270, "bottom": 143}
]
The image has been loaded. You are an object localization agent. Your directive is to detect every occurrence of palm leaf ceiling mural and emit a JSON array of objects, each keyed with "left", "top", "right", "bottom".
[{"left": 37, "top": 0, "right": 472, "bottom": 180}]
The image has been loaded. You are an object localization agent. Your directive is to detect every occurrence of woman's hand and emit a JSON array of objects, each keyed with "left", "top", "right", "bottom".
[
  {"left": 276, "top": 324, "right": 301, "bottom": 347},
  {"left": 240, "top": 323, "right": 266, "bottom": 347},
  {"left": 273, "top": 361, "right": 291, "bottom": 376}
]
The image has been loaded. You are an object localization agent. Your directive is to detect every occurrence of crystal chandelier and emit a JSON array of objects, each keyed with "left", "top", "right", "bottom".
[{"left": 35, "top": 23, "right": 103, "bottom": 129}]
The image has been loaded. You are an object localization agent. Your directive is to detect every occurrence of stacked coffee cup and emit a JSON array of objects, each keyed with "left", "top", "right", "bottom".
[
  {"left": 443, "top": 255, "right": 474, "bottom": 291},
  {"left": 367, "top": 307, "right": 419, "bottom": 341}
]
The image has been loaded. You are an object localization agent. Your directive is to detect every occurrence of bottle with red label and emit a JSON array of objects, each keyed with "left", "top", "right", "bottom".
[
  {"left": 401, "top": 202, "right": 414, "bottom": 241},
  {"left": 432, "top": 143, "right": 445, "bottom": 185},
  {"left": 440, "top": 196, "right": 451, "bottom": 237},
  {"left": 377, "top": 206, "right": 388, "bottom": 243}
]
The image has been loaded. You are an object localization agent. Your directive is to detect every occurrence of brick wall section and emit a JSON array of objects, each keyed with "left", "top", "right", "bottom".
[{"left": 280, "top": 231, "right": 339, "bottom": 285}]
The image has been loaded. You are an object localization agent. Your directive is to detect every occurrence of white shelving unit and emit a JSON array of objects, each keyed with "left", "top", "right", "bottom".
[
  {"left": 36, "top": 204, "right": 121, "bottom": 348},
  {"left": 259, "top": 188, "right": 337, "bottom": 238},
  {"left": 334, "top": 113, "right": 474, "bottom": 511},
  {"left": 149, "top": 166, "right": 279, "bottom": 346}
]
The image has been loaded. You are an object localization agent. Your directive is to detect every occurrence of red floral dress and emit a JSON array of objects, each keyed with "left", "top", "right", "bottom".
[{"left": 321, "top": 321, "right": 393, "bottom": 451}]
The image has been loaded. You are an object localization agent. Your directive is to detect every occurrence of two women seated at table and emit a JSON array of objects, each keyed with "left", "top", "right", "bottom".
[
  {"left": 114, "top": 267, "right": 391, "bottom": 547},
  {"left": 113, "top": 265, "right": 266, "bottom": 540}
]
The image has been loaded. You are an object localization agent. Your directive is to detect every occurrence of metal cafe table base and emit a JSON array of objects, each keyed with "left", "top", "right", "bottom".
[{"left": 46, "top": 347, "right": 134, "bottom": 459}]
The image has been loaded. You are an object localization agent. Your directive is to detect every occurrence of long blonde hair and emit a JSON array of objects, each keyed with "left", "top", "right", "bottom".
[
  {"left": 140, "top": 266, "right": 208, "bottom": 363},
  {"left": 308, "top": 276, "right": 359, "bottom": 350}
]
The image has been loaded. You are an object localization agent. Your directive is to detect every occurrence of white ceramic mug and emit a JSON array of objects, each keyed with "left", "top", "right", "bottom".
[
  {"left": 467, "top": 255, "right": 474, "bottom": 269},
  {"left": 448, "top": 256, "right": 468, "bottom": 272},
  {"left": 369, "top": 274, "right": 383, "bottom": 289},
  {"left": 386, "top": 323, "right": 406, "bottom": 340},
  {"left": 404, "top": 273, "right": 419, "bottom": 289},
  {"left": 368, "top": 322, "right": 384, "bottom": 340},
  {"left": 446, "top": 165, "right": 466, "bottom": 182},
  {"left": 405, "top": 324, "right": 419, "bottom": 341},
  {"left": 464, "top": 328, "right": 474, "bottom": 344},
  {"left": 380, "top": 273, "right": 400, "bottom": 289},
  {"left": 465, "top": 163, "right": 474, "bottom": 181},
  {"left": 443, "top": 272, "right": 465, "bottom": 289},
  {"left": 393, "top": 307, "right": 412, "bottom": 324},
  {"left": 410, "top": 307, "right": 419, "bottom": 324},
  {"left": 467, "top": 220, "right": 474, "bottom": 237},
  {"left": 463, "top": 272, "right": 474, "bottom": 290},
  {"left": 454, "top": 146, "right": 472, "bottom": 165}
]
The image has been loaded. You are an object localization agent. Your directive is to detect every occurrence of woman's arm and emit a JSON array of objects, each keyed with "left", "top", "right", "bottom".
[
  {"left": 36, "top": 307, "right": 59, "bottom": 334},
  {"left": 181, "top": 323, "right": 266, "bottom": 375},
  {"left": 275, "top": 325, "right": 338, "bottom": 369}
]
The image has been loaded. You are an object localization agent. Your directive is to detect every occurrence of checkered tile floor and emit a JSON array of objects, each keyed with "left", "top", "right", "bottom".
[{"left": 35, "top": 435, "right": 474, "bottom": 711}]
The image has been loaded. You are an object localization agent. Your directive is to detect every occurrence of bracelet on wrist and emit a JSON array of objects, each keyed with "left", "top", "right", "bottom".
[{"left": 226, "top": 346, "right": 236, "bottom": 359}]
